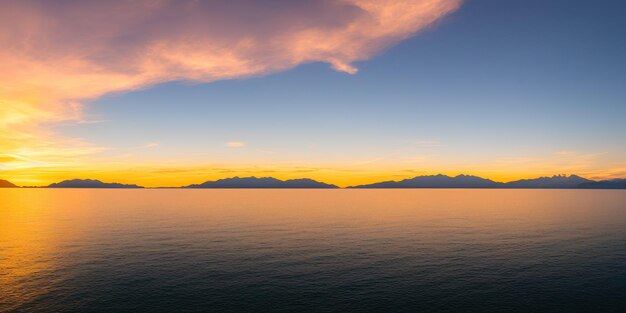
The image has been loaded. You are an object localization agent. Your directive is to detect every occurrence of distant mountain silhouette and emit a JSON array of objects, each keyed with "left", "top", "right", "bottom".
[
  {"left": 348, "top": 174, "right": 626, "bottom": 189},
  {"left": 0, "top": 179, "right": 17, "bottom": 188},
  {"left": 349, "top": 174, "right": 503, "bottom": 188},
  {"left": 577, "top": 178, "right": 626, "bottom": 189},
  {"left": 3, "top": 175, "right": 624, "bottom": 189},
  {"left": 185, "top": 177, "right": 338, "bottom": 188},
  {"left": 48, "top": 179, "right": 143, "bottom": 188},
  {"left": 504, "top": 175, "right": 592, "bottom": 189}
]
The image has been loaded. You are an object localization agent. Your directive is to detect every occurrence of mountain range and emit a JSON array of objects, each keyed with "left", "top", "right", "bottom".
[
  {"left": 348, "top": 174, "right": 501, "bottom": 188},
  {"left": 47, "top": 179, "right": 143, "bottom": 188},
  {"left": 502, "top": 175, "right": 592, "bottom": 188},
  {"left": 1, "top": 175, "right": 625, "bottom": 189},
  {"left": 184, "top": 177, "right": 338, "bottom": 188},
  {"left": 349, "top": 174, "right": 599, "bottom": 188}
]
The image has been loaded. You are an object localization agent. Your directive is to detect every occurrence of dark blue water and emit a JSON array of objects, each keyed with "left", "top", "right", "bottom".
[{"left": 1, "top": 189, "right": 625, "bottom": 312}]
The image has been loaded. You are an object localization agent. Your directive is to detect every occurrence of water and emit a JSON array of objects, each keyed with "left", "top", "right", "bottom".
[{"left": 1, "top": 189, "right": 626, "bottom": 312}]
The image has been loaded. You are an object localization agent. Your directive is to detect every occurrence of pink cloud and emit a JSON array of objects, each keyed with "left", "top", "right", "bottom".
[{"left": 0, "top": 0, "right": 462, "bottom": 167}]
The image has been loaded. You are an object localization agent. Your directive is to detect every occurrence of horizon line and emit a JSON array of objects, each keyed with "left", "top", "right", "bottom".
[{"left": 3, "top": 173, "right": 626, "bottom": 189}]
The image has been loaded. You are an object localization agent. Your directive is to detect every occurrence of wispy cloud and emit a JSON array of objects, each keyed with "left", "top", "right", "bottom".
[
  {"left": 226, "top": 141, "right": 246, "bottom": 148},
  {"left": 143, "top": 142, "right": 160, "bottom": 148},
  {"left": 591, "top": 165, "right": 626, "bottom": 180},
  {"left": 76, "top": 119, "right": 111, "bottom": 125}
]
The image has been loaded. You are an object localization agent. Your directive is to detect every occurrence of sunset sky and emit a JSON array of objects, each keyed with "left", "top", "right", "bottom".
[{"left": 1, "top": 0, "right": 625, "bottom": 187}]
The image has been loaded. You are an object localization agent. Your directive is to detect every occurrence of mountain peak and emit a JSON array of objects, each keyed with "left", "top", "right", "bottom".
[{"left": 0, "top": 179, "right": 17, "bottom": 188}]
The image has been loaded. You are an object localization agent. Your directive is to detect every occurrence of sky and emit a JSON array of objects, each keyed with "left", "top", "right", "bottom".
[{"left": 1, "top": 0, "right": 625, "bottom": 187}]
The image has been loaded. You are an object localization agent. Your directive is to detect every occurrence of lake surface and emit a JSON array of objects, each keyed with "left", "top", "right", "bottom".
[{"left": 1, "top": 189, "right": 626, "bottom": 312}]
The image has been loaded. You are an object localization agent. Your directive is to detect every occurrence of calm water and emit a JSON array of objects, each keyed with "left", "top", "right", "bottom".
[{"left": 1, "top": 189, "right": 626, "bottom": 312}]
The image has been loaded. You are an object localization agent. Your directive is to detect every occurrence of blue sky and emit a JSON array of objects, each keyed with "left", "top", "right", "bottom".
[{"left": 73, "top": 1, "right": 625, "bottom": 165}]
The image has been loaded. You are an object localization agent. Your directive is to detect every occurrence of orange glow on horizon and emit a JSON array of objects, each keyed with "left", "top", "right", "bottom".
[{"left": 2, "top": 162, "right": 623, "bottom": 188}]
